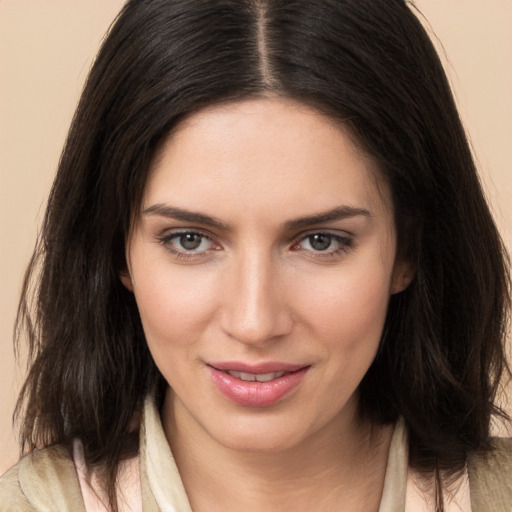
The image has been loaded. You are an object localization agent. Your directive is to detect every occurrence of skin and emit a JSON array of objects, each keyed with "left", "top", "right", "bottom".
[{"left": 123, "top": 98, "right": 412, "bottom": 511}]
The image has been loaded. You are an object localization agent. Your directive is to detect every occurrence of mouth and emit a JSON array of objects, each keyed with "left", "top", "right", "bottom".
[
  {"left": 207, "top": 362, "right": 310, "bottom": 407},
  {"left": 221, "top": 370, "right": 287, "bottom": 382}
]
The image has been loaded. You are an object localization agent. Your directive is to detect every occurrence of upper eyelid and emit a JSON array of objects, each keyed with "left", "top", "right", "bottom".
[
  {"left": 156, "top": 230, "right": 214, "bottom": 246},
  {"left": 158, "top": 228, "right": 214, "bottom": 240},
  {"left": 292, "top": 230, "right": 353, "bottom": 250},
  {"left": 157, "top": 231, "right": 216, "bottom": 258},
  {"left": 291, "top": 228, "right": 353, "bottom": 242},
  {"left": 295, "top": 233, "right": 352, "bottom": 245}
]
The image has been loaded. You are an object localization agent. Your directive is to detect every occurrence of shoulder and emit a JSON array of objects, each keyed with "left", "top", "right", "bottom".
[
  {"left": 0, "top": 444, "right": 85, "bottom": 512},
  {"left": 468, "top": 437, "right": 512, "bottom": 512},
  {"left": 0, "top": 461, "right": 33, "bottom": 511}
]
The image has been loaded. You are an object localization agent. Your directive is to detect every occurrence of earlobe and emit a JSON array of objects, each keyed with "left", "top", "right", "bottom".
[
  {"left": 120, "top": 271, "right": 134, "bottom": 292},
  {"left": 390, "top": 261, "right": 414, "bottom": 294}
]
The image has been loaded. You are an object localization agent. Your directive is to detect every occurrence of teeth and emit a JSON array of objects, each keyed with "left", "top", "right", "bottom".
[
  {"left": 255, "top": 371, "right": 286, "bottom": 382},
  {"left": 226, "top": 370, "right": 286, "bottom": 382}
]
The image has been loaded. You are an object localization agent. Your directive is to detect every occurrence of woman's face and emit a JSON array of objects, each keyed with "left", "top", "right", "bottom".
[{"left": 125, "top": 98, "right": 410, "bottom": 452}]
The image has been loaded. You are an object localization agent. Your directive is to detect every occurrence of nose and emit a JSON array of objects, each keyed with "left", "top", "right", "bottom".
[{"left": 219, "top": 250, "right": 293, "bottom": 346}]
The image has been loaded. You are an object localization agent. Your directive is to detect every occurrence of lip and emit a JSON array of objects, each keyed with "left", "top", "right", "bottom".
[
  {"left": 207, "top": 361, "right": 310, "bottom": 408},
  {"left": 209, "top": 361, "right": 306, "bottom": 374}
]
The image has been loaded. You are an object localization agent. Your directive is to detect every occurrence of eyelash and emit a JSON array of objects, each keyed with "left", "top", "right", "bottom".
[
  {"left": 156, "top": 230, "right": 353, "bottom": 260},
  {"left": 291, "top": 232, "right": 353, "bottom": 258},
  {"left": 156, "top": 230, "right": 218, "bottom": 261}
]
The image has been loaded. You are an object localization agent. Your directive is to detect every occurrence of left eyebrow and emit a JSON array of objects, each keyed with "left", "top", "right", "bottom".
[{"left": 284, "top": 206, "right": 372, "bottom": 231}]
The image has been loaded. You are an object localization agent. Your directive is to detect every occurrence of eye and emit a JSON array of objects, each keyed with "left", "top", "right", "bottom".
[
  {"left": 158, "top": 231, "right": 216, "bottom": 254},
  {"left": 175, "top": 232, "right": 209, "bottom": 251},
  {"left": 293, "top": 232, "right": 353, "bottom": 255},
  {"left": 303, "top": 233, "right": 334, "bottom": 251}
]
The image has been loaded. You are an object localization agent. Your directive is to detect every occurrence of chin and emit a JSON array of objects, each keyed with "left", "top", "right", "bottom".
[
  {"left": 209, "top": 411, "right": 325, "bottom": 455},
  {"left": 216, "top": 430, "right": 302, "bottom": 454}
]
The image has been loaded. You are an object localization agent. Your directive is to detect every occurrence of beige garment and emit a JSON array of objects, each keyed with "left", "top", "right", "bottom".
[
  {"left": 72, "top": 439, "right": 142, "bottom": 512},
  {"left": 1, "top": 397, "right": 511, "bottom": 511}
]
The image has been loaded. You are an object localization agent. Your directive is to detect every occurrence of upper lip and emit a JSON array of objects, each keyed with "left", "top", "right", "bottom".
[{"left": 208, "top": 361, "right": 308, "bottom": 374}]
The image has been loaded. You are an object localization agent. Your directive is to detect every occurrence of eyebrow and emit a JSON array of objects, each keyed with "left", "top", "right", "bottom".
[
  {"left": 143, "top": 204, "right": 371, "bottom": 231},
  {"left": 283, "top": 205, "right": 372, "bottom": 230},
  {"left": 143, "top": 204, "right": 232, "bottom": 230}
]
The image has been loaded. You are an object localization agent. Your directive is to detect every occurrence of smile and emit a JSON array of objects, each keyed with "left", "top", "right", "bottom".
[
  {"left": 223, "top": 370, "right": 286, "bottom": 382},
  {"left": 207, "top": 362, "right": 310, "bottom": 407}
]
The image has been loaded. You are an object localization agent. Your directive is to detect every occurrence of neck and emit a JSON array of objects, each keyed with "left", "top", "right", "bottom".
[{"left": 161, "top": 390, "right": 394, "bottom": 512}]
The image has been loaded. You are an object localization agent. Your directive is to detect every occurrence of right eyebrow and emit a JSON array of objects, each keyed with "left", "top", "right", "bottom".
[{"left": 142, "top": 204, "right": 232, "bottom": 231}]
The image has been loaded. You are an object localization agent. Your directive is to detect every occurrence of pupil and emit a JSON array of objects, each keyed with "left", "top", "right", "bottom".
[
  {"left": 310, "top": 234, "right": 331, "bottom": 251},
  {"left": 180, "top": 233, "right": 202, "bottom": 250}
]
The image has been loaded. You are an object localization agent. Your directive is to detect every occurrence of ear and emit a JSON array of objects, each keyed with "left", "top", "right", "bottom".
[
  {"left": 120, "top": 271, "right": 134, "bottom": 292},
  {"left": 390, "top": 259, "right": 414, "bottom": 294}
]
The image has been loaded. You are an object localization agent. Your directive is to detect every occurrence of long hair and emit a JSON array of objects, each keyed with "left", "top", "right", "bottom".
[{"left": 15, "top": 0, "right": 510, "bottom": 509}]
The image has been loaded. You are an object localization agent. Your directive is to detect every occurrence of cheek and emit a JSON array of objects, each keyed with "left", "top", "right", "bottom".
[
  {"left": 298, "top": 269, "right": 391, "bottom": 335},
  {"left": 298, "top": 268, "right": 392, "bottom": 403},
  {"left": 131, "top": 256, "right": 219, "bottom": 348},
  {"left": 292, "top": 261, "right": 392, "bottom": 376}
]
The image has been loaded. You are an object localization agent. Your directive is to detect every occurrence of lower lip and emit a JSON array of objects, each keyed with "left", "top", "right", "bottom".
[{"left": 207, "top": 366, "right": 309, "bottom": 407}]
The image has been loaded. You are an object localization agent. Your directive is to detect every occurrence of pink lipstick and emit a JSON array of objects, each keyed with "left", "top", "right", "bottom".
[{"left": 207, "top": 361, "right": 309, "bottom": 407}]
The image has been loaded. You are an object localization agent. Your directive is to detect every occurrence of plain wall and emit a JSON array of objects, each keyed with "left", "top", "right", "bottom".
[{"left": 1, "top": 1, "right": 511, "bottom": 474}]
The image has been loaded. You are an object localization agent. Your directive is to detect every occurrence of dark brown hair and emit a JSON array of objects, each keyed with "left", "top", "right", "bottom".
[{"left": 15, "top": 0, "right": 510, "bottom": 509}]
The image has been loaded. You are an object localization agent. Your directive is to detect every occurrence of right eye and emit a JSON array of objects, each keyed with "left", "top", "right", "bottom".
[{"left": 158, "top": 231, "right": 216, "bottom": 255}]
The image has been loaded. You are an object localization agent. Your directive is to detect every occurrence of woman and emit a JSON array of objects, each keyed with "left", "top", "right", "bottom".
[{"left": 1, "top": 0, "right": 510, "bottom": 510}]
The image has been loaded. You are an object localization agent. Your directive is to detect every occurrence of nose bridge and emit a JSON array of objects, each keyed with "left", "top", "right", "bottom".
[{"left": 221, "top": 246, "right": 291, "bottom": 345}]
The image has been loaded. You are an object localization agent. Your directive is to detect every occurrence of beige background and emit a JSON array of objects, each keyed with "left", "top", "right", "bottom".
[{"left": 1, "top": 1, "right": 511, "bottom": 474}]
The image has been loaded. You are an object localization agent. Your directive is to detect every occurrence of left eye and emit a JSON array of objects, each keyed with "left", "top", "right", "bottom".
[
  {"left": 165, "top": 232, "right": 213, "bottom": 252},
  {"left": 296, "top": 233, "right": 350, "bottom": 252}
]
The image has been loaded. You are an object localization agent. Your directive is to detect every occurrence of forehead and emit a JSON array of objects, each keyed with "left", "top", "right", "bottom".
[{"left": 143, "top": 98, "right": 392, "bottom": 223}]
